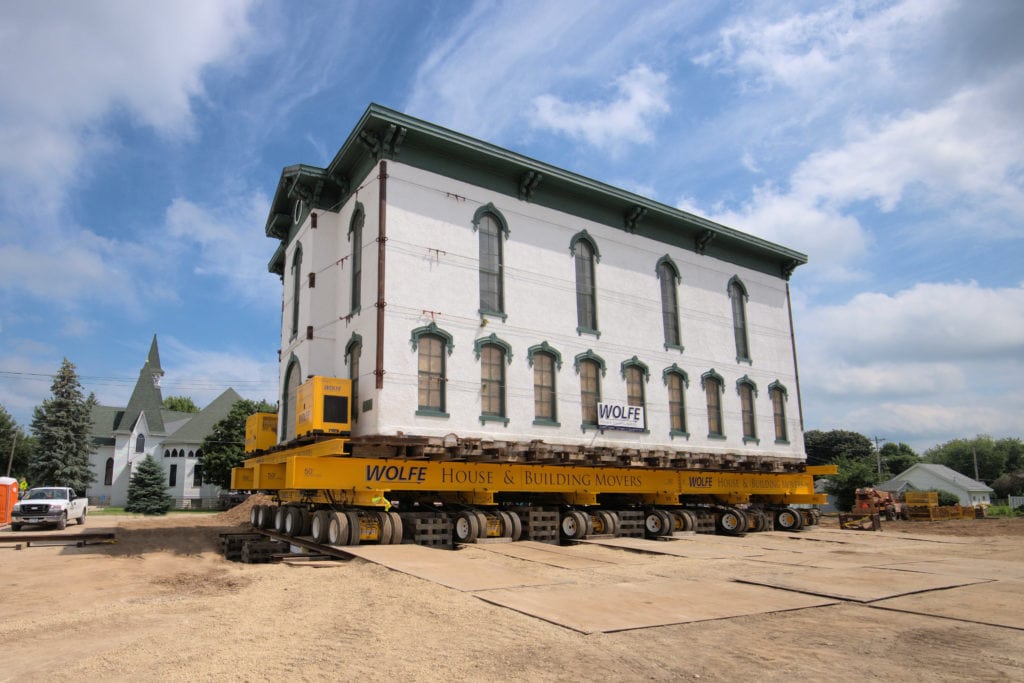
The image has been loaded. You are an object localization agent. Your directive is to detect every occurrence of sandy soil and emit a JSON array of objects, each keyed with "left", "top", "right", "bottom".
[{"left": 2, "top": 505, "right": 1022, "bottom": 682}]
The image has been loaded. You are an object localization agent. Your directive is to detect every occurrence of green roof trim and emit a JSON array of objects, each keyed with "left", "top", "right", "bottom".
[{"left": 265, "top": 104, "right": 807, "bottom": 280}]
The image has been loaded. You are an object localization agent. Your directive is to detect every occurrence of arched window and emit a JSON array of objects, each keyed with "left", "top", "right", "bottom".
[
  {"left": 282, "top": 357, "right": 302, "bottom": 440},
  {"left": 135, "top": 434, "right": 145, "bottom": 453},
  {"left": 529, "top": 342, "right": 562, "bottom": 426},
  {"left": 290, "top": 244, "right": 303, "bottom": 339},
  {"left": 737, "top": 376, "right": 758, "bottom": 443},
  {"left": 104, "top": 457, "right": 114, "bottom": 486},
  {"left": 346, "top": 333, "right": 363, "bottom": 422},
  {"left": 188, "top": 450, "right": 195, "bottom": 458},
  {"left": 164, "top": 449, "right": 170, "bottom": 458},
  {"left": 412, "top": 322, "right": 453, "bottom": 417},
  {"left": 728, "top": 276, "right": 751, "bottom": 362},
  {"left": 769, "top": 381, "right": 789, "bottom": 443},
  {"left": 349, "top": 204, "right": 364, "bottom": 313},
  {"left": 657, "top": 256, "right": 681, "bottom": 349},
  {"left": 663, "top": 365, "right": 689, "bottom": 437},
  {"left": 702, "top": 369, "right": 725, "bottom": 438},
  {"left": 571, "top": 231, "right": 599, "bottom": 335},
  {"left": 474, "top": 205, "right": 508, "bottom": 319},
  {"left": 622, "top": 357, "right": 649, "bottom": 431},
  {"left": 574, "top": 350, "right": 605, "bottom": 428}
]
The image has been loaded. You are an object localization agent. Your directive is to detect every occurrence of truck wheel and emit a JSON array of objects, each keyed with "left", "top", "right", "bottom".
[
  {"left": 77, "top": 507, "right": 87, "bottom": 525},
  {"left": 327, "top": 512, "right": 349, "bottom": 546},
  {"left": 250, "top": 505, "right": 262, "bottom": 527},
  {"left": 311, "top": 510, "right": 331, "bottom": 543},
  {"left": 774, "top": 508, "right": 800, "bottom": 531},
  {"left": 387, "top": 511, "right": 404, "bottom": 544},
  {"left": 716, "top": 508, "right": 745, "bottom": 536},
  {"left": 56, "top": 513, "right": 67, "bottom": 531},
  {"left": 453, "top": 511, "right": 479, "bottom": 543}
]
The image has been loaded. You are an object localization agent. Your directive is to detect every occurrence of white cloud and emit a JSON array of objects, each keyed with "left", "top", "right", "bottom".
[
  {"left": 163, "top": 193, "right": 276, "bottom": 302},
  {"left": 159, "top": 337, "right": 278, "bottom": 408},
  {"left": 532, "top": 65, "right": 670, "bottom": 151},
  {"left": 0, "top": 0, "right": 255, "bottom": 213}
]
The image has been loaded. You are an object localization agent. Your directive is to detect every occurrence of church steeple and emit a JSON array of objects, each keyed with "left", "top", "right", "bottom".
[{"left": 114, "top": 334, "right": 167, "bottom": 434}]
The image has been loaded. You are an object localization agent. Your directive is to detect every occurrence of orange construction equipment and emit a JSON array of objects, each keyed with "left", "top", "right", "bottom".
[{"left": 853, "top": 487, "right": 902, "bottom": 521}]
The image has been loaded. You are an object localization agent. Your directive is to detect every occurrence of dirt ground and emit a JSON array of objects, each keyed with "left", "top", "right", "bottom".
[{"left": 2, "top": 505, "right": 1023, "bottom": 682}]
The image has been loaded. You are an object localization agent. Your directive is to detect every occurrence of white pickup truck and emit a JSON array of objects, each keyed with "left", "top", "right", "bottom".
[{"left": 11, "top": 487, "right": 88, "bottom": 531}]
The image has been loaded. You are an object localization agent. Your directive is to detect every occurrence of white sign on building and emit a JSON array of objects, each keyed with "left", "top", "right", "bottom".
[{"left": 597, "top": 402, "right": 645, "bottom": 432}]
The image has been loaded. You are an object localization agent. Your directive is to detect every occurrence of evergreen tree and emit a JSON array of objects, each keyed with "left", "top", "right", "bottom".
[
  {"left": 28, "top": 359, "right": 96, "bottom": 492},
  {"left": 125, "top": 453, "right": 174, "bottom": 514},
  {"left": 202, "top": 399, "right": 276, "bottom": 489}
]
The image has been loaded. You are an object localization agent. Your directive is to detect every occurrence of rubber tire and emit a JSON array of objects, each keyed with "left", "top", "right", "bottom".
[
  {"left": 474, "top": 510, "right": 489, "bottom": 540},
  {"left": 598, "top": 510, "right": 618, "bottom": 537},
  {"left": 387, "top": 511, "right": 404, "bottom": 544},
  {"left": 560, "top": 511, "right": 585, "bottom": 540},
  {"left": 56, "top": 513, "right": 67, "bottom": 531},
  {"left": 774, "top": 508, "right": 800, "bottom": 531},
  {"left": 572, "top": 510, "right": 590, "bottom": 539},
  {"left": 274, "top": 506, "right": 289, "bottom": 533},
  {"left": 376, "top": 511, "right": 393, "bottom": 545},
  {"left": 657, "top": 510, "right": 673, "bottom": 537},
  {"left": 508, "top": 511, "right": 522, "bottom": 541},
  {"left": 250, "top": 505, "right": 262, "bottom": 527},
  {"left": 284, "top": 507, "right": 304, "bottom": 536},
  {"left": 644, "top": 509, "right": 669, "bottom": 539},
  {"left": 77, "top": 508, "right": 87, "bottom": 525},
  {"left": 259, "top": 505, "right": 276, "bottom": 530},
  {"left": 716, "top": 508, "right": 745, "bottom": 535},
  {"left": 498, "top": 511, "right": 514, "bottom": 538},
  {"left": 311, "top": 510, "right": 331, "bottom": 544},
  {"left": 454, "top": 511, "right": 479, "bottom": 543},
  {"left": 327, "top": 511, "right": 349, "bottom": 545},
  {"left": 345, "top": 510, "right": 362, "bottom": 545}
]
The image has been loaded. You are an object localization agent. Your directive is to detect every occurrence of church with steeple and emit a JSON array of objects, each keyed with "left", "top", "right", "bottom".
[{"left": 87, "top": 335, "right": 242, "bottom": 507}]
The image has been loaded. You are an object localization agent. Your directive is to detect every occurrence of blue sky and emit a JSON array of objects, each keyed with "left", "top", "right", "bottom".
[{"left": 0, "top": 0, "right": 1021, "bottom": 453}]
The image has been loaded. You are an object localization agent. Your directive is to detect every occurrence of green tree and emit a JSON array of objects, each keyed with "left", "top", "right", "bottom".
[
  {"left": 923, "top": 435, "right": 1008, "bottom": 482},
  {"left": 824, "top": 455, "right": 880, "bottom": 512},
  {"left": 1, "top": 404, "right": 36, "bottom": 480},
  {"left": 28, "top": 359, "right": 96, "bottom": 492},
  {"left": 124, "top": 453, "right": 174, "bottom": 514},
  {"left": 880, "top": 442, "right": 919, "bottom": 477},
  {"left": 991, "top": 471, "right": 1024, "bottom": 498},
  {"left": 163, "top": 396, "right": 200, "bottom": 413},
  {"left": 201, "top": 399, "right": 276, "bottom": 489},
  {"left": 935, "top": 489, "right": 960, "bottom": 507},
  {"left": 804, "top": 429, "right": 874, "bottom": 465}
]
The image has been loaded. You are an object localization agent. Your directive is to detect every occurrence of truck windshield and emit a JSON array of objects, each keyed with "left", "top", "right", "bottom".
[{"left": 25, "top": 489, "right": 63, "bottom": 500}]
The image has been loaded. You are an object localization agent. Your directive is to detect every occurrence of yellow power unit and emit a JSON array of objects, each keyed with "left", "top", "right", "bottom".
[
  {"left": 296, "top": 376, "right": 352, "bottom": 437},
  {"left": 245, "top": 412, "right": 279, "bottom": 453}
]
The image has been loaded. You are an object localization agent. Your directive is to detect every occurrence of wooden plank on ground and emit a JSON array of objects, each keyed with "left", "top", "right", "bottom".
[
  {"left": 475, "top": 578, "right": 836, "bottom": 634},
  {"left": 738, "top": 566, "right": 987, "bottom": 602},
  {"left": 877, "top": 558, "right": 1024, "bottom": 580},
  {"left": 342, "top": 544, "right": 567, "bottom": 592},
  {"left": 579, "top": 536, "right": 765, "bottom": 559},
  {"left": 471, "top": 542, "right": 613, "bottom": 569},
  {"left": 871, "top": 579, "right": 1024, "bottom": 630}
]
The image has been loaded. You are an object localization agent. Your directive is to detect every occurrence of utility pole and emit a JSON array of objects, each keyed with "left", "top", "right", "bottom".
[
  {"left": 973, "top": 447, "right": 980, "bottom": 481},
  {"left": 873, "top": 436, "right": 887, "bottom": 477},
  {"left": 5, "top": 430, "right": 16, "bottom": 478}
]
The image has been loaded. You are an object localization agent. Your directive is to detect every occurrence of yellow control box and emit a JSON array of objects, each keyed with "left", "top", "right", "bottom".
[
  {"left": 245, "top": 412, "right": 279, "bottom": 453},
  {"left": 296, "top": 376, "right": 352, "bottom": 437}
]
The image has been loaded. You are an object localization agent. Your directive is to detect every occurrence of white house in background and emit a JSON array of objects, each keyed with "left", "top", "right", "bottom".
[
  {"left": 878, "top": 463, "right": 994, "bottom": 505},
  {"left": 263, "top": 104, "right": 809, "bottom": 468},
  {"left": 87, "top": 336, "right": 241, "bottom": 507}
]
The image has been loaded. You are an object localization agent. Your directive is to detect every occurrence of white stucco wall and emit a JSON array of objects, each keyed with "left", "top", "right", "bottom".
[{"left": 277, "top": 161, "right": 805, "bottom": 461}]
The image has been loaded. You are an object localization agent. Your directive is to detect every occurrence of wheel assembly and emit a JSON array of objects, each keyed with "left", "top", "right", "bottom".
[
  {"left": 345, "top": 510, "right": 362, "bottom": 545},
  {"left": 560, "top": 510, "right": 588, "bottom": 540},
  {"left": 453, "top": 511, "right": 480, "bottom": 543},
  {"left": 774, "top": 507, "right": 801, "bottom": 531},
  {"left": 311, "top": 510, "right": 331, "bottom": 543},
  {"left": 327, "top": 511, "right": 350, "bottom": 545},
  {"left": 644, "top": 509, "right": 672, "bottom": 538}
]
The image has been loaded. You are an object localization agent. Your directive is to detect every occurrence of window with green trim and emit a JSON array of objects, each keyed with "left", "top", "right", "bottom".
[
  {"left": 729, "top": 277, "right": 751, "bottom": 362},
  {"left": 533, "top": 351, "right": 557, "bottom": 423},
  {"left": 579, "top": 359, "right": 600, "bottom": 426},
  {"left": 290, "top": 245, "right": 302, "bottom": 340},
  {"left": 666, "top": 371, "right": 687, "bottom": 434},
  {"left": 418, "top": 335, "right": 446, "bottom": 413},
  {"left": 574, "top": 238, "right": 597, "bottom": 332},
  {"left": 480, "top": 344, "right": 506, "bottom": 418},
  {"left": 350, "top": 206, "right": 363, "bottom": 313},
  {"left": 704, "top": 373, "right": 723, "bottom": 437},
  {"left": 738, "top": 378, "right": 757, "bottom": 442},
  {"left": 346, "top": 337, "right": 362, "bottom": 422},
  {"left": 770, "top": 382, "right": 788, "bottom": 443},
  {"left": 478, "top": 212, "right": 504, "bottom": 316},
  {"left": 625, "top": 365, "right": 647, "bottom": 430},
  {"left": 658, "top": 259, "right": 681, "bottom": 348}
]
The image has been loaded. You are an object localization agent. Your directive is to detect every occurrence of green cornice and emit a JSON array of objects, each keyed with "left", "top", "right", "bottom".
[{"left": 264, "top": 103, "right": 808, "bottom": 280}]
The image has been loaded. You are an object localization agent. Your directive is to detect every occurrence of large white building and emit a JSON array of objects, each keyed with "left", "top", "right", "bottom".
[
  {"left": 87, "top": 336, "right": 239, "bottom": 507},
  {"left": 265, "top": 104, "right": 808, "bottom": 467}
]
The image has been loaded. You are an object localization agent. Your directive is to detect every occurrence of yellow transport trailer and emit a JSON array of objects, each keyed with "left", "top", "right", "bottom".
[{"left": 233, "top": 377, "right": 834, "bottom": 547}]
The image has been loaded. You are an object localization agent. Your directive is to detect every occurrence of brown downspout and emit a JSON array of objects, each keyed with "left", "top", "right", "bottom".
[
  {"left": 786, "top": 282, "right": 805, "bottom": 431},
  {"left": 375, "top": 160, "right": 388, "bottom": 389}
]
